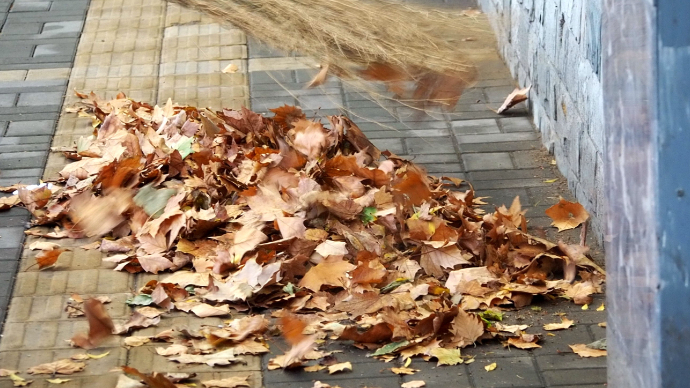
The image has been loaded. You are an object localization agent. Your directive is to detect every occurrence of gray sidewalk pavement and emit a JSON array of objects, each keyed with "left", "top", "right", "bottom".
[
  {"left": 0, "top": 0, "right": 606, "bottom": 387},
  {"left": 0, "top": 0, "right": 89, "bottom": 327}
]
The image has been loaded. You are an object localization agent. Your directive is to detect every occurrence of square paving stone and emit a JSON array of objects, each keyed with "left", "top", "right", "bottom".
[
  {"left": 0, "top": 94, "right": 16, "bottom": 107},
  {"left": 0, "top": 150, "right": 46, "bottom": 169},
  {"left": 533, "top": 325, "right": 594, "bottom": 355},
  {"left": 0, "top": 227, "right": 25, "bottom": 249},
  {"left": 266, "top": 376, "right": 400, "bottom": 388},
  {"left": 40, "top": 20, "right": 83, "bottom": 37},
  {"left": 462, "top": 152, "right": 514, "bottom": 171},
  {"left": 469, "top": 357, "right": 542, "bottom": 388},
  {"left": 33, "top": 43, "right": 76, "bottom": 57},
  {"left": 455, "top": 132, "right": 538, "bottom": 144},
  {"left": 536, "top": 353, "right": 607, "bottom": 371},
  {"left": 542, "top": 368, "right": 607, "bottom": 386},
  {"left": 17, "top": 91, "right": 62, "bottom": 106},
  {"left": 370, "top": 138, "right": 404, "bottom": 154},
  {"left": 10, "top": 1, "right": 51, "bottom": 12},
  {"left": 499, "top": 117, "right": 535, "bottom": 132},
  {"left": 403, "top": 359, "right": 472, "bottom": 387},
  {"left": 405, "top": 137, "right": 457, "bottom": 155},
  {"left": 451, "top": 118, "right": 501, "bottom": 134}
]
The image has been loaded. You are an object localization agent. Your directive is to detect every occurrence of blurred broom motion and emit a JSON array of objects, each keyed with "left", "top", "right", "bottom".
[{"left": 167, "top": 0, "right": 482, "bottom": 108}]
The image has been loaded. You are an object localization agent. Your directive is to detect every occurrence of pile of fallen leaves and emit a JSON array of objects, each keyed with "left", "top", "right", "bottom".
[{"left": 0, "top": 93, "right": 604, "bottom": 385}]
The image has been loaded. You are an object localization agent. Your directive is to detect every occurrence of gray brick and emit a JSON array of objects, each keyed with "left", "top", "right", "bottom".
[
  {"left": 542, "top": 368, "right": 606, "bottom": 386},
  {"left": 1, "top": 21, "right": 43, "bottom": 35},
  {"left": 403, "top": 360, "right": 472, "bottom": 387},
  {"left": 266, "top": 377, "right": 400, "bottom": 388},
  {"left": 475, "top": 188, "right": 531, "bottom": 208},
  {"left": 251, "top": 97, "right": 296, "bottom": 113},
  {"left": 17, "top": 91, "right": 62, "bottom": 106},
  {"left": 40, "top": 20, "right": 83, "bottom": 37},
  {"left": 0, "top": 227, "right": 25, "bottom": 249},
  {"left": 0, "top": 248, "right": 21, "bottom": 262},
  {"left": 49, "top": 0, "right": 89, "bottom": 11},
  {"left": 0, "top": 135, "right": 52, "bottom": 145},
  {"left": 0, "top": 142, "right": 49, "bottom": 153},
  {"left": 11, "top": 1, "right": 52, "bottom": 12},
  {"left": 251, "top": 87, "right": 340, "bottom": 98},
  {"left": 249, "top": 70, "right": 294, "bottom": 84},
  {"left": 536, "top": 353, "right": 607, "bottom": 371},
  {"left": 463, "top": 152, "right": 514, "bottom": 171},
  {"left": 0, "top": 150, "right": 46, "bottom": 169},
  {"left": 499, "top": 117, "right": 535, "bottom": 132},
  {"left": 297, "top": 94, "right": 343, "bottom": 110},
  {"left": 473, "top": 178, "right": 550, "bottom": 191},
  {"left": 364, "top": 128, "right": 450, "bottom": 139},
  {"left": 6, "top": 120, "right": 54, "bottom": 136},
  {"left": 405, "top": 137, "right": 456, "bottom": 155},
  {"left": 357, "top": 120, "right": 448, "bottom": 132},
  {"left": 456, "top": 132, "right": 539, "bottom": 144},
  {"left": 0, "top": 93, "right": 16, "bottom": 107},
  {"left": 468, "top": 357, "right": 542, "bottom": 388},
  {"left": 460, "top": 141, "right": 541, "bottom": 153},
  {"left": 468, "top": 169, "right": 555, "bottom": 181},
  {"left": 346, "top": 107, "right": 399, "bottom": 122},
  {"left": 33, "top": 42, "right": 76, "bottom": 57},
  {"left": 370, "top": 138, "right": 404, "bottom": 154},
  {"left": 451, "top": 118, "right": 501, "bottom": 134},
  {"left": 398, "top": 153, "right": 460, "bottom": 164},
  {"left": 420, "top": 163, "right": 463, "bottom": 174}
]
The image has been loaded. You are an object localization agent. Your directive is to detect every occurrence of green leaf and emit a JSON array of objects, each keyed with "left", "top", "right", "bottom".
[
  {"left": 380, "top": 278, "right": 410, "bottom": 294},
  {"left": 361, "top": 207, "right": 377, "bottom": 223},
  {"left": 283, "top": 282, "right": 296, "bottom": 295},
  {"left": 185, "top": 285, "right": 196, "bottom": 295},
  {"left": 133, "top": 184, "right": 177, "bottom": 218},
  {"left": 370, "top": 340, "right": 409, "bottom": 357},
  {"left": 126, "top": 294, "right": 154, "bottom": 306},
  {"left": 173, "top": 136, "right": 194, "bottom": 159},
  {"left": 531, "top": 306, "right": 542, "bottom": 312},
  {"left": 479, "top": 310, "right": 503, "bottom": 322}
]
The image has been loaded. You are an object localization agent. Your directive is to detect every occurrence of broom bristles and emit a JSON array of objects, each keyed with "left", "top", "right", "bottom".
[{"left": 168, "top": 0, "right": 484, "bottom": 108}]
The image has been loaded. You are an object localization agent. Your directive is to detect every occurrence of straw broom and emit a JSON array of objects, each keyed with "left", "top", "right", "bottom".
[{"left": 166, "top": 0, "right": 482, "bottom": 107}]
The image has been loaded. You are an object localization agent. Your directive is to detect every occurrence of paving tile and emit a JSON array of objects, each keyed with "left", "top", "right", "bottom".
[
  {"left": 462, "top": 152, "right": 514, "bottom": 171},
  {"left": 0, "top": 150, "right": 47, "bottom": 169},
  {"left": 460, "top": 140, "right": 541, "bottom": 153},
  {"left": 405, "top": 137, "right": 457, "bottom": 154},
  {"left": 403, "top": 360, "right": 472, "bottom": 387},
  {"left": 0, "top": 227, "right": 25, "bottom": 249},
  {"left": 468, "top": 357, "right": 542, "bottom": 387},
  {"left": 499, "top": 117, "right": 535, "bottom": 132},
  {"left": 0, "top": 94, "right": 16, "bottom": 107},
  {"left": 370, "top": 138, "right": 404, "bottom": 154},
  {"left": 17, "top": 91, "right": 63, "bottom": 106},
  {"left": 536, "top": 353, "right": 607, "bottom": 370},
  {"left": 10, "top": 2, "right": 52, "bottom": 12},
  {"left": 5, "top": 119, "right": 54, "bottom": 136},
  {"left": 451, "top": 118, "right": 501, "bottom": 134},
  {"left": 542, "top": 368, "right": 607, "bottom": 386},
  {"left": 456, "top": 132, "right": 539, "bottom": 144}
]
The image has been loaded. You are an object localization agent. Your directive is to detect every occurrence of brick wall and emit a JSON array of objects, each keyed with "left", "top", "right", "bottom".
[{"left": 478, "top": 0, "right": 605, "bottom": 239}]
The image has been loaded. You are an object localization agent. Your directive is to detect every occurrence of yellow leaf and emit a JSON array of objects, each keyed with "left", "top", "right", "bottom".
[
  {"left": 596, "top": 304, "right": 605, "bottom": 311},
  {"left": 464, "top": 357, "right": 475, "bottom": 364},
  {"left": 543, "top": 178, "right": 558, "bottom": 183},
  {"left": 598, "top": 322, "right": 607, "bottom": 328},
  {"left": 327, "top": 362, "right": 352, "bottom": 374},
  {"left": 304, "top": 365, "right": 326, "bottom": 372},
  {"left": 9, "top": 373, "right": 31, "bottom": 387},
  {"left": 485, "top": 362, "right": 497, "bottom": 372},
  {"left": 87, "top": 351, "right": 110, "bottom": 359},
  {"left": 430, "top": 348, "right": 462, "bottom": 366},
  {"left": 569, "top": 344, "right": 607, "bottom": 358},
  {"left": 582, "top": 304, "right": 589, "bottom": 310},
  {"left": 47, "top": 378, "right": 71, "bottom": 384},
  {"left": 404, "top": 357, "right": 412, "bottom": 367},
  {"left": 391, "top": 367, "right": 418, "bottom": 375},
  {"left": 547, "top": 333, "right": 556, "bottom": 337},
  {"left": 543, "top": 317, "right": 575, "bottom": 331},
  {"left": 401, "top": 381, "right": 426, "bottom": 388}
]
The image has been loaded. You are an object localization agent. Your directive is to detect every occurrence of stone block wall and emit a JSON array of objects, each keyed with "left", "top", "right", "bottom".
[{"left": 478, "top": 0, "right": 605, "bottom": 239}]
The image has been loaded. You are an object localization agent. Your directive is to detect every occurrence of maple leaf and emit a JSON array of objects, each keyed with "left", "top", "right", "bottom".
[
  {"left": 290, "top": 119, "right": 330, "bottom": 160},
  {"left": 569, "top": 344, "right": 607, "bottom": 358},
  {"left": 138, "top": 254, "right": 173, "bottom": 273},
  {"left": 34, "top": 248, "right": 65, "bottom": 270},
  {"left": 270, "top": 105, "right": 306, "bottom": 128},
  {"left": 124, "top": 336, "right": 151, "bottom": 348},
  {"left": 27, "top": 359, "right": 85, "bottom": 375},
  {"left": 190, "top": 303, "right": 230, "bottom": 317},
  {"left": 545, "top": 198, "right": 590, "bottom": 232},
  {"left": 430, "top": 348, "right": 463, "bottom": 366},
  {"left": 449, "top": 309, "right": 484, "bottom": 347},
  {"left": 420, "top": 244, "right": 471, "bottom": 277},
  {"left": 70, "top": 298, "right": 114, "bottom": 349},
  {"left": 69, "top": 189, "right": 131, "bottom": 237},
  {"left": 543, "top": 316, "right": 575, "bottom": 331},
  {"left": 504, "top": 334, "right": 541, "bottom": 349},
  {"left": 401, "top": 381, "right": 426, "bottom": 388},
  {"left": 201, "top": 375, "right": 251, "bottom": 388},
  {"left": 496, "top": 86, "right": 530, "bottom": 114},
  {"left": 563, "top": 281, "right": 597, "bottom": 305},
  {"left": 276, "top": 216, "right": 307, "bottom": 239},
  {"left": 339, "top": 322, "right": 393, "bottom": 343},
  {"left": 299, "top": 259, "right": 356, "bottom": 292},
  {"left": 327, "top": 362, "right": 352, "bottom": 374},
  {"left": 122, "top": 366, "right": 177, "bottom": 388}
]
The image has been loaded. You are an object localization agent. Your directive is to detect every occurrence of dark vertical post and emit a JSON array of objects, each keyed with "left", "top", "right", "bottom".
[
  {"left": 604, "top": 0, "right": 690, "bottom": 386},
  {"left": 657, "top": 1, "right": 690, "bottom": 386}
]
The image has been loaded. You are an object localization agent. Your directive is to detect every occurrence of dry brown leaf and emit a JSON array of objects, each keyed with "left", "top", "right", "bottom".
[
  {"left": 201, "top": 375, "right": 250, "bottom": 388},
  {"left": 190, "top": 303, "right": 230, "bottom": 317},
  {"left": 70, "top": 298, "right": 114, "bottom": 349},
  {"left": 35, "top": 248, "right": 65, "bottom": 270},
  {"left": 420, "top": 244, "right": 471, "bottom": 277},
  {"left": 0, "top": 369, "right": 18, "bottom": 377},
  {"left": 496, "top": 86, "right": 530, "bottom": 114},
  {"left": 543, "top": 317, "right": 575, "bottom": 331},
  {"left": 222, "top": 63, "right": 239, "bottom": 74},
  {"left": 504, "top": 334, "right": 541, "bottom": 349},
  {"left": 299, "top": 259, "right": 356, "bottom": 292},
  {"left": 124, "top": 336, "right": 151, "bottom": 348},
  {"left": 327, "top": 361, "right": 352, "bottom": 374},
  {"left": 569, "top": 344, "right": 607, "bottom": 358},
  {"left": 306, "top": 64, "right": 329, "bottom": 88},
  {"left": 564, "top": 281, "right": 597, "bottom": 305},
  {"left": 391, "top": 367, "right": 418, "bottom": 375},
  {"left": 28, "top": 241, "right": 61, "bottom": 251},
  {"left": 27, "top": 359, "right": 85, "bottom": 375},
  {"left": 449, "top": 309, "right": 484, "bottom": 347},
  {"left": 401, "top": 381, "right": 426, "bottom": 388},
  {"left": 545, "top": 198, "right": 590, "bottom": 232}
]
